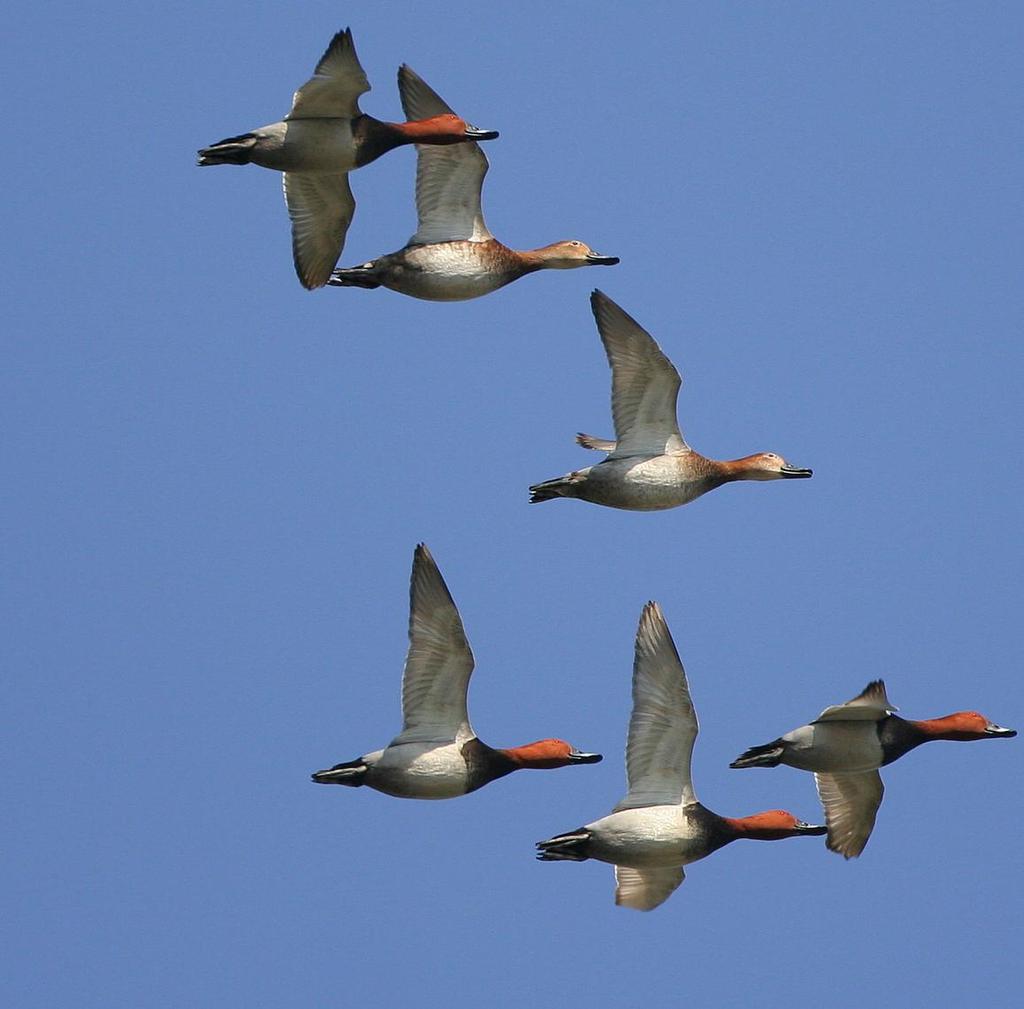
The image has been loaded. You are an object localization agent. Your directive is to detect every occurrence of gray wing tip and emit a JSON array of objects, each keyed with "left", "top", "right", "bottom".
[
  {"left": 575, "top": 432, "right": 615, "bottom": 451},
  {"left": 634, "top": 601, "right": 693, "bottom": 713},
  {"left": 825, "top": 832, "right": 870, "bottom": 859},
  {"left": 636, "top": 602, "right": 671, "bottom": 656},
  {"left": 396, "top": 63, "right": 453, "bottom": 121},
  {"left": 640, "top": 600, "right": 665, "bottom": 627},
  {"left": 589, "top": 288, "right": 621, "bottom": 329},
  {"left": 411, "top": 543, "right": 447, "bottom": 595},
  {"left": 319, "top": 27, "right": 355, "bottom": 65},
  {"left": 409, "top": 542, "right": 459, "bottom": 619},
  {"left": 315, "top": 28, "right": 372, "bottom": 93},
  {"left": 411, "top": 542, "right": 440, "bottom": 594},
  {"left": 852, "top": 679, "right": 894, "bottom": 709},
  {"left": 589, "top": 290, "right": 663, "bottom": 356},
  {"left": 635, "top": 602, "right": 685, "bottom": 673}
]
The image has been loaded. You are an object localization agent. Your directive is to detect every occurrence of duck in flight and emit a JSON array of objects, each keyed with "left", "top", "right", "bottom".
[
  {"left": 327, "top": 67, "right": 618, "bottom": 300},
  {"left": 197, "top": 28, "right": 498, "bottom": 289},
  {"left": 529, "top": 291, "right": 812, "bottom": 510},
  {"left": 537, "top": 603, "right": 825, "bottom": 910},
  {"left": 312, "top": 544, "right": 602, "bottom": 799},
  {"left": 730, "top": 679, "right": 1016, "bottom": 857}
]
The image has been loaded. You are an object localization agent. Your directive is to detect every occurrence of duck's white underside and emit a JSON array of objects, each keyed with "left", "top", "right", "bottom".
[
  {"left": 781, "top": 723, "right": 885, "bottom": 772},
  {"left": 362, "top": 739, "right": 471, "bottom": 799},
  {"left": 585, "top": 805, "right": 708, "bottom": 868}
]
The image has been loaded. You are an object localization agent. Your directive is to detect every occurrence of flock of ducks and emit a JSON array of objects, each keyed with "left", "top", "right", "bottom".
[{"left": 199, "top": 28, "right": 1016, "bottom": 911}]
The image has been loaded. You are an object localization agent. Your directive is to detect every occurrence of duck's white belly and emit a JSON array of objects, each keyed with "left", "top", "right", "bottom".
[
  {"left": 580, "top": 457, "right": 712, "bottom": 511},
  {"left": 380, "top": 244, "right": 515, "bottom": 301},
  {"left": 782, "top": 723, "right": 884, "bottom": 773},
  {"left": 251, "top": 119, "right": 359, "bottom": 173},
  {"left": 586, "top": 806, "right": 702, "bottom": 868},
  {"left": 364, "top": 740, "right": 470, "bottom": 799}
]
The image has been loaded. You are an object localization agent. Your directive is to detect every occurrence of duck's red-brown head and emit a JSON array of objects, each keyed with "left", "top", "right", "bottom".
[
  {"left": 722, "top": 453, "right": 813, "bottom": 482},
  {"left": 914, "top": 711, "right": 1017, "bottom": 741},
  {"left": 501, "top": 738, "right": 603, "bottom": 769},
  {"left": 397, "top": 113, "right": 499, "bottom": 144},
  {"left": 723, "top": 810, "right": 828, "bottom": 841},
  {"left": 526, "top": 241, "right": 620, "bottom": 269}
]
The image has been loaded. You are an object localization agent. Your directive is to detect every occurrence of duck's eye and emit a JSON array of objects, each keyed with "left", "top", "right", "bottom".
[{"left": 570, "top": 241, "right": 581, "bottom": 247}]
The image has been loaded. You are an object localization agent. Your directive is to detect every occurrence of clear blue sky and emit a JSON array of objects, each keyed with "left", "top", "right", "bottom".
[{"left": 5, "top": 2, "right": 1022, "bottom": 1006}]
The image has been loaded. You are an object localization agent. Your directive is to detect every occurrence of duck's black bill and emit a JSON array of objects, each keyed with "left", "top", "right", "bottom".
[
  {"left": 780, "top": 466, "right": 813, "bottom": 478},
  {"left": 465, "top": 126, "right": 499, "bottom": 140},
  {"left": 586, "top": 253, "right": 620, "bottom": 266},
  {"left": 568, "top": 751, "right": 603, "bottom": 764},
  {"left": 795, "top": 822, "right": 829, "bottom": 835},
  {"left": 986, "top": 725, "right": 1016, "bottom": 737}
]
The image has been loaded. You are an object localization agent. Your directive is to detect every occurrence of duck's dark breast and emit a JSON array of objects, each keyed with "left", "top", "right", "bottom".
[
  {"left": 461, "top": 737, "right": 517, "bottom": 793},
  {"left": 877, "top": 715, "right": 926, "bottom": 765},
  {"left": 685, "top": 804, "right": 736, "bottom": 857}
]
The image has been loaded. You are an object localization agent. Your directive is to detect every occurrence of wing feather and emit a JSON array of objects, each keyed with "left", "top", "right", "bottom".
[
  {"left": 590, "top": 291, "right": 688, "bottom": 459},
  {"left": 288, "top": 29, "right": 370, "bottom": 120},
  {"left": 614, "top": 864, "right": 685, "bottom": 911},
  {"left": 816, "top": 679, "right": 898, "bottom": 722},
  {"left": 614, "top": 602, "right": 698, "bottom": 811},
  {"left": 398, "top": 65, "right": 492, "bottom": 245},
  {"left": 282, "top": 172, "right": 355, "bottom": 289},
  {"left": 393, "top": 545, "right": 475, "bottom": 743},
  {"left": 815, "top": 771, "right": 884, "bottom": 858}
]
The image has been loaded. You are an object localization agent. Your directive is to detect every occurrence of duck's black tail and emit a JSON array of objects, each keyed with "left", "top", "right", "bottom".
[
  {"left": 528, "top": 475, "right": 571, "bottom": 504},
  {"left": 536, "top": 828, "right": 591, "bottom": 861},
  {"left": 311, "top": 759, "right": 367, "bottom": 786},
  {"left": 729, "top": 740, "right": 786, "bottom": 769},
  {"left": 327, "top": 264, "right": 381, "bottom": 289},
  {"left": 196, "top": 133, "right": 258, "bottom": 166}
]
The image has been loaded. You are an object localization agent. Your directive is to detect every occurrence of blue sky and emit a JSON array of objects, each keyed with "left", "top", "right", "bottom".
[{"left": 5, "top": 1, "right": 1022, "bottom": 1005}]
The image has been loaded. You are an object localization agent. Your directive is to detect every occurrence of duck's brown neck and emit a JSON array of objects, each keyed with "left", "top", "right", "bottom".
[
  {"left": 673, "top": 453, "right": 731, "bottom": 486},
  {"left": 908, "top": 715, "right": 982, "bottom": 742},
  {"left": 354, "top": 115, "right": 465, "bottom": 167},
  {"left": 497, "top": 741, "right": 571, "bottom": 769},
  {"left": 719, "top": 813, "right": 803, "bottom": 841},
  {"left": 714, "top": 456, "right": 765, "bottom": 483},
  {"left": 509, "top": 247, "right": 557, "bottom": 275}
]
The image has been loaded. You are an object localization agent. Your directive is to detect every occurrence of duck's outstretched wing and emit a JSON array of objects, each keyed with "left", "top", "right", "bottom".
[
  {"left": 398, "top": 65, "right": 493, "bottom": 245},
  {"left": 392, "top": 544, "right": 475, "bottom": 744},
  {"left": 614, "top": 602, "right": 699, "bottom": 811},
  {"left": 591, "top": 291, "right": 689, "bottom": 459},
  {"left": 815, "top": 679, "right": 898, "bottom": 722},
  {"left": 282, "top": 172, "right": 355, "bottom": 288},
  {"left": 815, "top": 770, "right": 884, "bottom": 858},
  {"left": 288, "top": 28, "right": 371, "bottom": 120},
  {"left": 614, "top": 864, "right": 685, "bottom": 911},
  {"left": 576, "top": 433, "right": 617, "bottom": 453}
]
